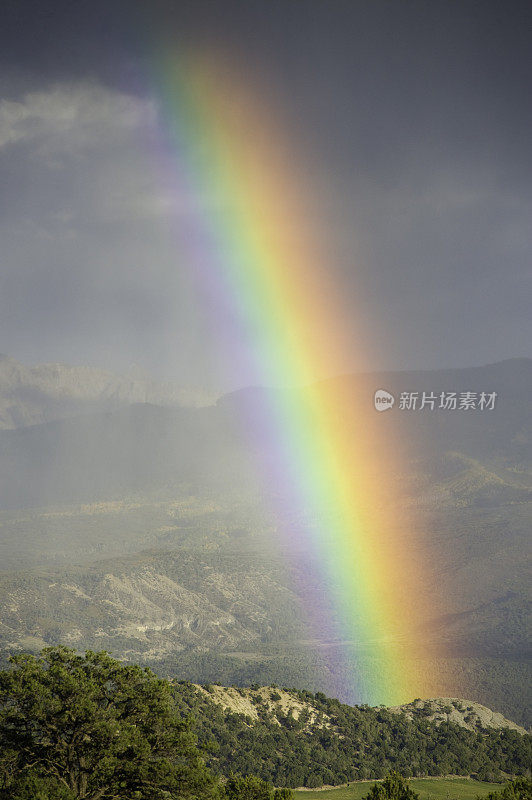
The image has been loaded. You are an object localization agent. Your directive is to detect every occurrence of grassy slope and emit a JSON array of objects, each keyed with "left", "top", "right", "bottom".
[{"left": 294, "top": 778, "right": 501, "bottom": 800}]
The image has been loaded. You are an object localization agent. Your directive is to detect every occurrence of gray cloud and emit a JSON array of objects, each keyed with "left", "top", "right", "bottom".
[
  {"left": 0, "top": 1, "right": 530, "bottom": 390},
  {"left": 0, "top": 81, "right": 208, "bottom": 383},
  {"left": 0, "top": 82, "right": 155, "bottom": 152}
]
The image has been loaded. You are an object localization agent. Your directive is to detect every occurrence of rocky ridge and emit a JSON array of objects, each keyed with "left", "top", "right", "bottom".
[
  {"left": 389, "top": 697, "right": 528, "bottom": 734},
  {"left": 191, "top": 684, "right": 528, "bottom": 735}
]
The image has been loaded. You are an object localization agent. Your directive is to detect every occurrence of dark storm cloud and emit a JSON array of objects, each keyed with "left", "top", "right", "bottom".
[{"left": 0, "top": 0, "right": 530, "bottom": 388}]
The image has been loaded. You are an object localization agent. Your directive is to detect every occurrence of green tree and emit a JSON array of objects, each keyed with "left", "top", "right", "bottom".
[
  {"left": 224, "top": 773, "right": 272, "bottom": 799},
  {"left": 363, "top": 772, "right": 420, "bottom": 800},
  {"left": 1, "top": 771, "right": 75, "bottom": 799},
  {"left": 0, "top": 647, "right": 220, "bottom": 800},
  {"left": 483, "top": 778, "right": 532, "bottom": 800}
]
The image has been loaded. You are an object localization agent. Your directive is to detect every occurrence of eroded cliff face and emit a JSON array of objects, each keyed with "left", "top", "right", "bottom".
[{"left": 0, "top": 551, "right": 305, "bottom": 661}]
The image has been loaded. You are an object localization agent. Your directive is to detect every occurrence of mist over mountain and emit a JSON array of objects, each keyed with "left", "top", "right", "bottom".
[
  {"left": 0, "top": 358, "right": 529, "bottom": 724},
  {"left": 0, "top": 354, "right": 213, "bottom": 430},
  {"left": 0, "top": 357, "right": 529, "bottom": 509}
]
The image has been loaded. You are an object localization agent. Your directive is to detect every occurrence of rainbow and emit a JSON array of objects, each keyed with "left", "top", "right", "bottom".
[{"left": 155, "top": 50, "right": 440, "bottom": 705}]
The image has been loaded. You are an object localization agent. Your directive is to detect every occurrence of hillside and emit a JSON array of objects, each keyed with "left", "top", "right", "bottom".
[
  {"left": 1, "top": 646, "right": 530, "bottom": 794},
  {"left": 192, "top": 685, "right": 527, "bottom": 735},
  {"left": 168, "top": 682, "right": 531, "bottom": 788},
  {"left": 0, "top": 550, "right": 304, "bottom": 659},
  {"left": 388, "top": 698, "right": 527, "bottom": 734}
]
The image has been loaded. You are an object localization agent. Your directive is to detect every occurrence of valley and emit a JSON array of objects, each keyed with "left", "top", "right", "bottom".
[
  {"left": 292, "top": 778, "right": 504, "bottom": 799},
  {"left": 0, "top": 359, "right": 530, "bottom": 725}
]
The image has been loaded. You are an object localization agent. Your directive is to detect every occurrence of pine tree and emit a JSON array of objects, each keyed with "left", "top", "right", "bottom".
[
  {"left": 363, "top": 771, "right": 421, "bottom": 800},
  {"left": 0, "top": 647, "right": 221, "bottom": 800}
]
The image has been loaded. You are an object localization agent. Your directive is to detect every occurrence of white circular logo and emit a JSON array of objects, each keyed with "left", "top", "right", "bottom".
[{"left": 374, "top": 389, "right": 395, "bottom": 412}]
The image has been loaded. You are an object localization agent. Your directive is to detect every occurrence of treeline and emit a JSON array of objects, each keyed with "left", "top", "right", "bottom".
[
  {"left": 0, "top": 648, "right": 530, "bottom": 798},
  {"left": 0, "top": 648, "right": 290, "bottom": 800},
  {"left": 171, "top": 683, "right": 531, "bottom": 789}
]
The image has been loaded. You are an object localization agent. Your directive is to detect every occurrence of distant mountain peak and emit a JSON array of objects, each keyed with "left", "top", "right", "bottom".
[{"left": 0, "top": 354, "right": 215, "bottom": 430}]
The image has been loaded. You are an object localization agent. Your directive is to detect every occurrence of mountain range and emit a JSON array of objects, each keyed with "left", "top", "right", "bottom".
[
  {"left": 0, "top": 353, "right": 212, "bottom": 430},
  {"left": 0, "top": 356, "right": 529, "bottom": 725}
]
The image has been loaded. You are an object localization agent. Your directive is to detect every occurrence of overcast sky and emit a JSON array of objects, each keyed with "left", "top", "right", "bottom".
[{"left": 0, "top": 0, "right": 530, "bottom": 392}]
